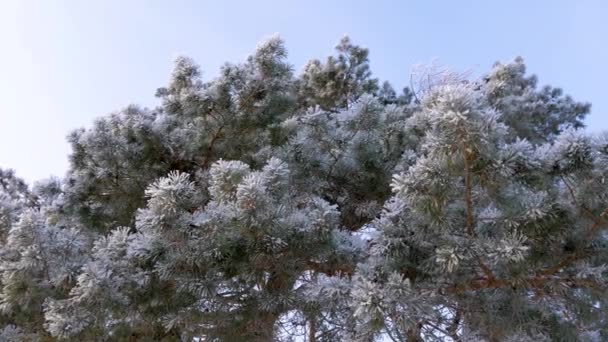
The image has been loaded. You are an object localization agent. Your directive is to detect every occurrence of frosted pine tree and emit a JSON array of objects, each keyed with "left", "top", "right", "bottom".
[
  {"left": 46, "top": 159, "right": 360, "bottom": 340},
  {"left": 0, "top": 169, "right": 32, "bottom": 241},
  {"left": 64, "top": 35, "right": 294, "bottom": 232},
  {"left": 348, "top": 83, "right": 607, "bottom": 341},
  {"left": 296, "top": 36, "right": 380, "bottom": 111},
  {"left": 0, "top": 177, "right": 89, "bottom": 340},
  {"left": 0, "top": 36, "right": 603, "bottom": 341},
  {"left": 484, "top": 57, "right": 590, "bottom": 143}
]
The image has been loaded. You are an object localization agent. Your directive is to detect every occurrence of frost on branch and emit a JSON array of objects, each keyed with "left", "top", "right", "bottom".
[{"left": 0, "top": 36, "right": 604, "bottom": 341}]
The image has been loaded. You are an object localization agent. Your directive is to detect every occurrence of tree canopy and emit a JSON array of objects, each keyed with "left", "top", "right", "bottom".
[{"left": 0, "top": 35, "right": 604, "bottom": 341}]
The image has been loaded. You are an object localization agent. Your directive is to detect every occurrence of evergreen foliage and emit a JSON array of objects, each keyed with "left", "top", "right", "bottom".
[{"left": 0, "top": 36, "right": 603, "bottom": 341}]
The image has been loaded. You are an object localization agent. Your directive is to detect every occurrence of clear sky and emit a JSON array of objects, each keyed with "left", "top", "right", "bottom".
[{"left": 1, "top": 0, "right": 607, "bottom": 183}]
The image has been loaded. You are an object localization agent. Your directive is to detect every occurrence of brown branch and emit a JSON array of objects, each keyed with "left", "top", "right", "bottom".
[
  {"left": 306, "top": 260, "right": 354, "bottom": 277},
  {"left": 561, "top": 176, "right": 579, "bottom": 206},
  {"left": 535, "top": 213, "right": 606, "bottom": 278},
  {"left": 447, "top": 276, "right": 508, "bottom": 295},
  {"left": 201, "top": 125, "right": 225, "bottom": 168},
  {"left": 462, "top": 147, "right": 475, "bottom": 237},
  {"left": 561, "top": 176, "right": 608, "bottom": 236},
  {"left": 537, "top": 255, "right": 578, "bottom": 276},
  {"left": 536, "top": 177, "right": 608, "bottom": 277},
  {"left": 461, "top": 143, "right": 496, "bottom": 282},
  {"left": 308, "top": 316, "right": 317, "bottom": 342},
  {"left": 477, "top": 258, "right": 496, "bottom": 281},
  {"left": 447, "top": 274, "right": 604, "bottom": 296},
  {"left": 583, "top": 208, "right": 608, "bottom": 240}
]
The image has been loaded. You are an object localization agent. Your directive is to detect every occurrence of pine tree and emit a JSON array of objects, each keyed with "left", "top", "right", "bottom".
[
  {"left": 347, "top": 83, "right": 606, "bottom": 341},
  {"left": 0, "top": 169, "right": 32, "bottom": 241},
  {"left": 296, "top": 36, "right": 379, "bottom": 111},
  {"left": 484, "top": 57, "right": 590, "bottom": 144},
  {"left": 0, "top": 36, "right": 603, "bottom": 341}
]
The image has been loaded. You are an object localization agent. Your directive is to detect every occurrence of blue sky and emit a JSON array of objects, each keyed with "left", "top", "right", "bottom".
[{"left": 1, "top": 0, "right": 607, "bottom": 182}]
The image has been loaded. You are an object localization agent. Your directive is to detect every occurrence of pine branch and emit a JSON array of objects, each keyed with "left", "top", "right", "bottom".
[
  {"left": 305, "top": 260, "right": 354, "bottom": 277},
  {"left": 462, "top": 147, "right": 475, "bottom": 237},
  {"left": 537, "top": 176, "right": 608, "bottom": 277},
  {"left": 462, "top": 143, "right": 496, "bottom": 282},
  {"left": 447, "top": 274, "right": 605, "bottom": 295},
  {"left": 201, "top": 125, "right": 225, "bottom": 168}
]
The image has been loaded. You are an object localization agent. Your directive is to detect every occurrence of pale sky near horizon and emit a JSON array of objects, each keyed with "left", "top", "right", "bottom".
[{"left": 1, "top": 0, "right": 607, "bottom": 183}]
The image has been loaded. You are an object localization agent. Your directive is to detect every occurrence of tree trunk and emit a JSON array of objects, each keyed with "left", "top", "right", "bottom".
[
  {"left": 308, "top": 316, "right": 317, "bottom": 342},
  {"left": 249, "top": 311, "right": 280, "bottom": 342},
  {"left": 406, "top": 323, "right": 422, "bottom": 342},
  {"left": 244, "top": 270, "right": 294, "bottom": 341}
]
